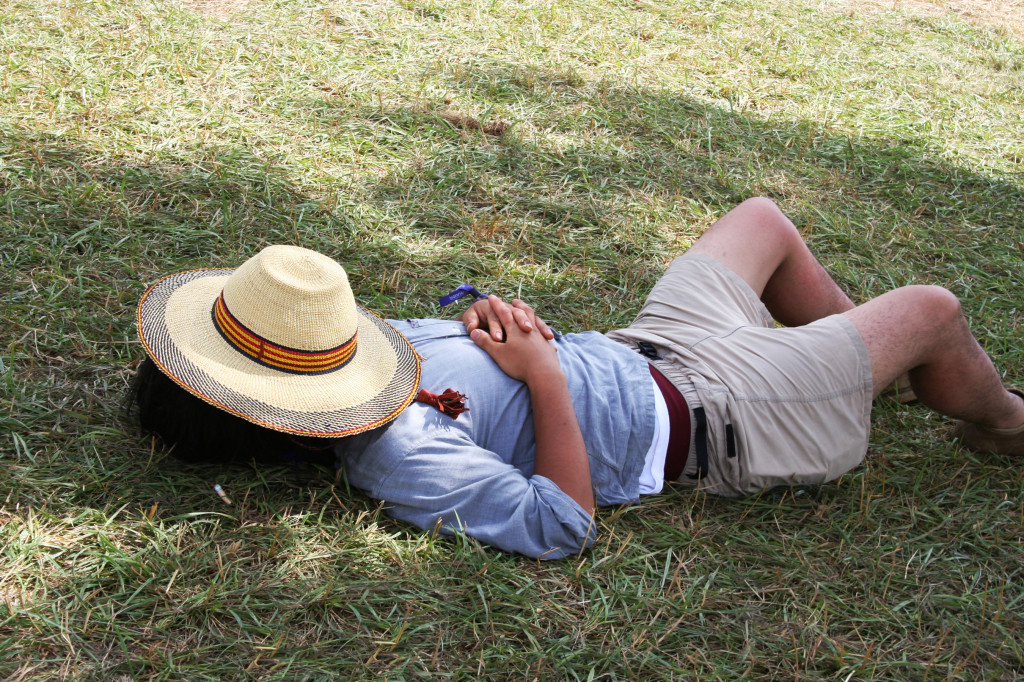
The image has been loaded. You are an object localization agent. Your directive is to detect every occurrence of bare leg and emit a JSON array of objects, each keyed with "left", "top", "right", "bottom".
[
  {"left": 844, "top": 287, "right": 1024, "bottom": 429},
  {"left": 688, "top": 197, "right": 854, "bottom": 325},
  {"left": 689, "top": 197, "right": 1022, "bottom": 431}
]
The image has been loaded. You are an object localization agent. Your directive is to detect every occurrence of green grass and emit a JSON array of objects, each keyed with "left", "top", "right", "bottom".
[{"left": 2, "top": 0, "right": 1023, "bottom": 678}]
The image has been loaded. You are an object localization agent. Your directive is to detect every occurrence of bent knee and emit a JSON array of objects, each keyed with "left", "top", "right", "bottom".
[
  {"left": 737, "top": 196, "right": 786, "bottom": 223},
  {"left": 735, "top": 197, "right": 801, "bottom": 242},
  {"left": 903, "top": 284, "right": 964, "bottom": 325}
]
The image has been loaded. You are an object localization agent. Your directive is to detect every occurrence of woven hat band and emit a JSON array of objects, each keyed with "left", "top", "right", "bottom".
[{"left": 212, "top": 292, "right": 357, "bottom": 375}]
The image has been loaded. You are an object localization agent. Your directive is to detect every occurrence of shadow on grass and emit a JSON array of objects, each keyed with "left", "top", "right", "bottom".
[
  {"left": 361, "top": 60, "right": 1023, "bottom": 288},
  {"left": 2, "top": 60, "right": 1023, "bottom": 678},
  {"left": 2, "top": 54, "right": 1022, "bottom": 523}
]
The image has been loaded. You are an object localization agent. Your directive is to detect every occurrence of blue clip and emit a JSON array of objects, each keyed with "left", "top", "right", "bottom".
[{"left": 440, "top": 284, "right": 488, "bottom": 307}]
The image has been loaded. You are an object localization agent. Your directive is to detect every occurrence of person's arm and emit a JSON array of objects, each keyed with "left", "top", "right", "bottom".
[
  {"left": 344, "top": 429, "right": 597, "bottom": 559},
  {"left": 469, "top": 296, "right": 594, "bottom": 514}
]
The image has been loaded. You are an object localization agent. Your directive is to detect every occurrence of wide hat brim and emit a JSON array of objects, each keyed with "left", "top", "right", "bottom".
[{"left": 138, "top": 268, "right": 421, "bottom": 437}]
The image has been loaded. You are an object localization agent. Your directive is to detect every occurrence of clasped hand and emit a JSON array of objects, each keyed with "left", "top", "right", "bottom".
[{"left": 461, "top": 296, "right": 560, "bottom": 384}]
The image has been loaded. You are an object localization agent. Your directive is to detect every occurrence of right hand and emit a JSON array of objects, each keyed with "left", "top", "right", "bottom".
[{"left": 469, "top": 303, "right": 561, "bottom": 384}]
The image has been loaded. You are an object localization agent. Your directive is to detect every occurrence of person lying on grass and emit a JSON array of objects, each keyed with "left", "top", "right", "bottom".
[{"left": 131, "top": 197, "right": 1024, "bottom": 559}]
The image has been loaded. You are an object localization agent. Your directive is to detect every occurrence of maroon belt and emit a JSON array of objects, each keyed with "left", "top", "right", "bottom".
[{"left": 648, "top": 364, "right": 691, "bottom": 481}]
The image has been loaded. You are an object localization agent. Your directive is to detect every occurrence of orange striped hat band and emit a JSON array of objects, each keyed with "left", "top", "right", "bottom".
[{"left": 211, "top": 293, "right": 357, "bottom": 375}]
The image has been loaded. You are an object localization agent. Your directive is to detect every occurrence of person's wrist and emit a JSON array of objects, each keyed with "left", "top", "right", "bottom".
[{"left": 524, "top": 364, "right": 566, "bottom": 388}]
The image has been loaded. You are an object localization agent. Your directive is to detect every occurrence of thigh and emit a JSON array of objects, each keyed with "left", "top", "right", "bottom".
[
  {"left": 686, "top": 197, "right": 802, "bottom": 297},
  {"left": 630, "top": 254, "right": 774, "bottom": 341},
  {"left": 707, "top": 316, "right": 874, "bottom": 495},
  {"left": 656, "top": 314, "right": 874, "bottom": 497}
]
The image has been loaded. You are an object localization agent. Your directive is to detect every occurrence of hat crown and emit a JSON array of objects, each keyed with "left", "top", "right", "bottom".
[{"left": 221, "top": 245, "right": 357, "bottom": 352}]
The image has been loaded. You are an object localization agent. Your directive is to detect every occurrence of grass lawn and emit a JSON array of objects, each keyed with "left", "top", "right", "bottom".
[{"left": 1, "top": 0, "right": 1022, "bottom": 678}]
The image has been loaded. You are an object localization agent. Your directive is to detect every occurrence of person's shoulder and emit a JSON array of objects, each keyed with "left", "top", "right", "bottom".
[
  {"left": 347, "top": 401, "right": 472, "bottom": 459},
  {"left": 341, "top": 402, "right": 482, "bottom": 488}
]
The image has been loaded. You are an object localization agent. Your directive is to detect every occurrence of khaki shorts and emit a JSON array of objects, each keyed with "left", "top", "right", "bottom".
[{"left": 607, "top": 254, "right": 873, "bottom": 497}]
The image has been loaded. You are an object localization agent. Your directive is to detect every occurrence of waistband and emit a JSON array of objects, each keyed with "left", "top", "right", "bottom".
[{"left": 648, "top": 364, "right": 690, "bottom": 481}]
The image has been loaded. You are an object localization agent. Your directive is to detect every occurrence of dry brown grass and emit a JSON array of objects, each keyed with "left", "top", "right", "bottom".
[
  {"left": 181, "top": 0, "right": 251, "bottom": 20},
  {"left": 841, "top": 0, "right": 1024, "bottom": 37}
]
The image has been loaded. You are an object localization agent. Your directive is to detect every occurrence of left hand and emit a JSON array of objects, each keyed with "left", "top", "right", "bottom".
[{"left": 461, "top": 295, "right": 555, "bottom": 342}]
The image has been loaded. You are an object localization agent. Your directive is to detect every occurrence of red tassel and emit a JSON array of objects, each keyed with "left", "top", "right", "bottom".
[{"left": 416, "top": 388, "right": 469, "bottom": 419}]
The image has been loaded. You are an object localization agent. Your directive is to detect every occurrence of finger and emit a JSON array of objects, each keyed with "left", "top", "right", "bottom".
[
  {"left": 462, "top": 306, "right": 480, "bottom": 333},
  {"left": 485, "top": 307, "right": 505, "bottom": 341},
  {"left": 487, "top": 296, "right": 516, "bottom": 341},
  {"left": 470, "top": 327, "right": 494, "bottom": 350},
  {"left": 510, "top": 306, "right": 534, "bottom": 333},
  {"left": 535, "top": 316, "right": 555, "bottom": 340},
  {"left": 464, "top": 299, "right": 493, "bottom": 332},
  {"left": 509, "top": 299, "right": 536, "bottom": 332},
  {"left": 511, "top": 299, "right": 554, "bottom": 339}
]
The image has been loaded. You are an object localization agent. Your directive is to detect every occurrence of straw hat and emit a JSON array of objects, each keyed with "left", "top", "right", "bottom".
[{"left": 137, "top": 245, "right": 421, "bottom": 437}]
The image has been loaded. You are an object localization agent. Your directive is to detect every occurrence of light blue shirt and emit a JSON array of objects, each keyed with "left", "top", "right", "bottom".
[{"left": 339, "top": 318, "right": 656, "bottom": 559}]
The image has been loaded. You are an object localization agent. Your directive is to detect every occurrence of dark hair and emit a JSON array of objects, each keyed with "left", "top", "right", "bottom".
[{"left": 128, "top": 357, "right": 337, "bottom": 467}]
